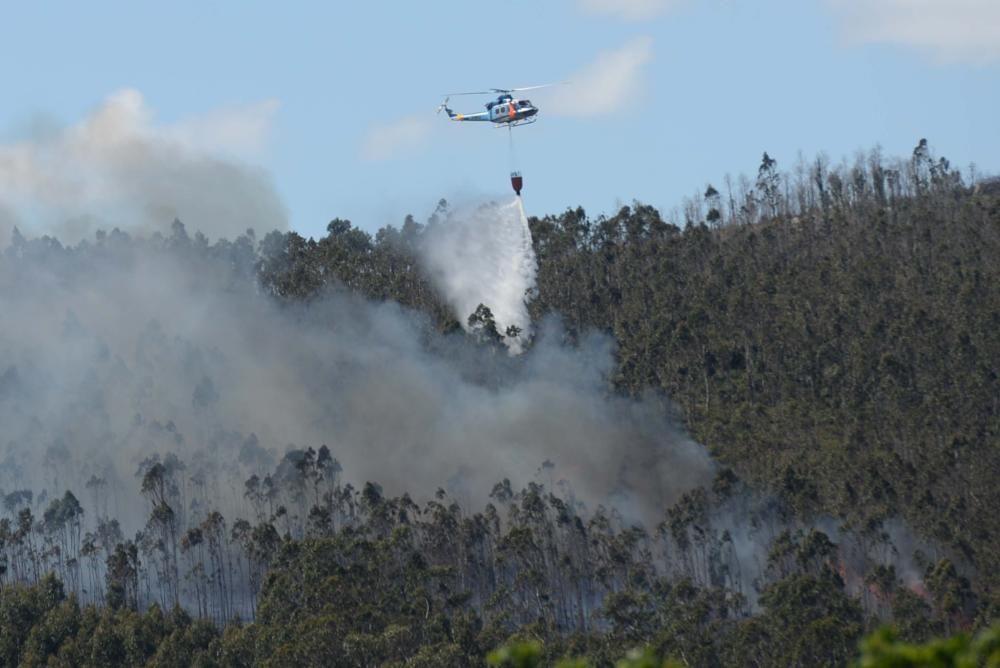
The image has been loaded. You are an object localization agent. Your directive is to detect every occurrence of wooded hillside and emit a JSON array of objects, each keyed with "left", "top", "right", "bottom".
[{"left": 1, "top": 140, "right": 997, "bottom": 665}]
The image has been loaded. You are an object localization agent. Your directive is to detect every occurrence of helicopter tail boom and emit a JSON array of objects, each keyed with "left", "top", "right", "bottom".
[
  {"left": 450, "top": 112, "right": 490, "bottom": 121},
  {"left": 437, "top": 97, "right": 492, "bottom": 121},
  {"left": 442, "top": 109, "right": 490, "bottom": 122}
]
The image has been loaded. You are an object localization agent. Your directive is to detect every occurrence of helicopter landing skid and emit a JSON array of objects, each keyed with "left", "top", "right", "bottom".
[{"left": 497, "top": 117, "right": 538, "bottom": 128}]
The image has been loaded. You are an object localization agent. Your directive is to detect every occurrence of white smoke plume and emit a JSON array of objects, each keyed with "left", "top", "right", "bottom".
[
  {"left": 419, "top": 197, "right": 538, "bottom": 353},
  {"left": 0, "top": 89, "right": 286, "bottom": 243}
]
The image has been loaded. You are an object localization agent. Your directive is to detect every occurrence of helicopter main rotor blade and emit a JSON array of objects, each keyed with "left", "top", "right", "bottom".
[
  {"left": 444, "top": 85, "right": 555, "bottom": 96},
  {"left": 491, "top": 84, "right": 554, "bottom": 93}
]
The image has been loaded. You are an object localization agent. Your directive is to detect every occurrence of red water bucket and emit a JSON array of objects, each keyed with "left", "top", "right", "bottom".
[{"left": 510, "top": 171, "right": 523, "bottom": 196}]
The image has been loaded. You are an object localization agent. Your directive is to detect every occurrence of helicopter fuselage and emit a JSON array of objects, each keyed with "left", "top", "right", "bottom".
[{"left": 444, "top": 95, "right": 538, "bottom": 126}]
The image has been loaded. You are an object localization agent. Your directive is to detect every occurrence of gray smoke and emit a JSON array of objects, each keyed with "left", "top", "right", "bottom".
[
  {"left": 0, "top": 89, "right": 287, "bottom": 243},
  {"left": 0, "top": 226, "right": 715, "bottom": 532}
]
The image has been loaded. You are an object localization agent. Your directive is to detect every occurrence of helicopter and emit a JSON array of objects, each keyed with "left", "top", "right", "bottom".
[{"left": 437, "top": 85, "right": 551, "bottom": 127}]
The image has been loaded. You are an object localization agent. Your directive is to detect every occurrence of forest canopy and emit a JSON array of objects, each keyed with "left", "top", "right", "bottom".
[{"left": 0, "top": 140, "right": 997, "bottom": 665}]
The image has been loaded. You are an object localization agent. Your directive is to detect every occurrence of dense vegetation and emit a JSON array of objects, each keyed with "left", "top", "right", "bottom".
[
  {"left": 525, "top": 146, "right": 1000, "bottom": 609},
  {"left": 0, "top": 140, "right": 997, "bottom": 665}
]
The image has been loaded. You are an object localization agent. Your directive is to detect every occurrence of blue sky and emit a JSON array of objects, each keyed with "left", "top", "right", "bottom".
[{"left": 0, "top": 0, "right": 998, "bottom": 241}]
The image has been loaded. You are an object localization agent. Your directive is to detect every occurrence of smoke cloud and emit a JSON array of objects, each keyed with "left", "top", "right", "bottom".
[
  {"left": 0, "top": 89, "right": 286, "bottom": 243},
  {"left": 0, "top": 225, "right": 714, "bottom": 531}
]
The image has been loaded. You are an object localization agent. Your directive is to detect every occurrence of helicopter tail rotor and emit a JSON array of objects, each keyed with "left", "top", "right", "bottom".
[{"left": 436, "top": 97, "right": 453, "bottom": 117}]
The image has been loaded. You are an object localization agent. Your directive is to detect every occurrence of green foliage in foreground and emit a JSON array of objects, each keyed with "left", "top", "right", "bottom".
[
  {"left": 1, "top": 573, "right": 996, "bottom": 667},
  {"left": 487, "top": 642, "right": 682, "bottom": 668},
  {"left": 857, "top": 625, "right": 1000, "bottom": 667},
  {"left": 487, "top": 625, "right": 1000, "bottom": 668}
]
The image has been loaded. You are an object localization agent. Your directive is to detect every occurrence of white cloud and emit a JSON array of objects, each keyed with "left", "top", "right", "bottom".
[
  {"left": 577, "top": 0, "right": 679, "bottom": 21},
  {"left": 543, "top": 36, "right": 654, "bottom": 117},
  {"left": 830, "top": 0, "right": 1000, "bottom": 63},
  {"left": 0, "top": 89, "right": 286, "bottom": 242},
  {"left": 361, "top": 115, "right": 433, "bottom": 161}
]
